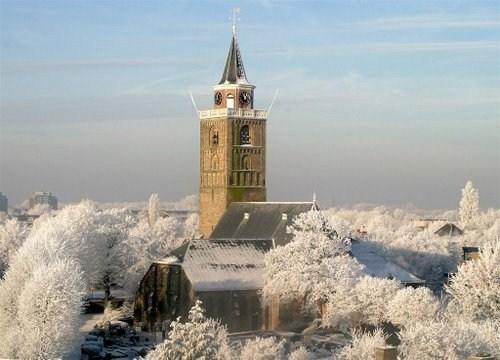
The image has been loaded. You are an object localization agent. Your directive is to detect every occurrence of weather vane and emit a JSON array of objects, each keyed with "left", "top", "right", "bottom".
[{"left": 231, "top": 7, "right": 240, "bottom": 36}]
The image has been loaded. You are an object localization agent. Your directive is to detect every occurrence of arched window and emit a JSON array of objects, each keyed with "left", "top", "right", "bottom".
[
  {"left": 241, "top": 155, "right": 250, "bottom": 170},
  {"left": 226, "top": 94, "right": 234, "bottom": 109},
  {"left": 210, "top": 128, "right": 219, "bottom": 146},
  {"left": 240, "top": 125, "right": 250, "bottom": 145}
]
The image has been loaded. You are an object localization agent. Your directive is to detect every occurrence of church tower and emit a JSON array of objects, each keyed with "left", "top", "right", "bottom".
[{"left": 199, "top": 30, "right": 267, "bottom": 238}]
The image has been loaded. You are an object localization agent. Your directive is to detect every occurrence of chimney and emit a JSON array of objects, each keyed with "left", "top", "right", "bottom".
[
  {"left": 375, "top": 346, "right": 397, "bottom": 360},
  {"left": 462, "top": 246, "right": 480, "bottom": 262}
]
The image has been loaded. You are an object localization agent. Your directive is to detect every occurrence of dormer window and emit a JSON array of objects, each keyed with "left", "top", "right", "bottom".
[{"left": 240, "top": 125, "right": 250, "bottom": 145}]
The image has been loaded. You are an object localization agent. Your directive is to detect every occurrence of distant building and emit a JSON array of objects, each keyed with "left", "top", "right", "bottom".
[
  {"left": 29, "top": 191, "right": 58, "bottom": 210},
  {"left": 0, "top": 192, "right": 8, "bottom": 213},
  {"left": 434, "top": 223, "right": 463, "bottom": 237},
  {"left": 413, "top": 218, "right": 448, "bottom": 230}
]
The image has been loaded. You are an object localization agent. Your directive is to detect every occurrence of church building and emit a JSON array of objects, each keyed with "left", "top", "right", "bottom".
[
  {"left": 198, "top": 30, "right": 267, "bottom": 238},
  {"left": 134, "top": 24, "right": 423, "bottom": 335}
]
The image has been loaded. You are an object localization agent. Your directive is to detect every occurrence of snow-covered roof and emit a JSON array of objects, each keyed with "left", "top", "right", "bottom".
[
  {"left": 350, "top": 240, "right": 424, "bottom": 285},
  {"left": 434, "top": 223, "right": 463, "bottom": 237},
  {"left": 181, "top": 239, "right": 273, "bottom": 292},
  {"left": 210, "top": 202, "right": 316, "bottom": 246}
]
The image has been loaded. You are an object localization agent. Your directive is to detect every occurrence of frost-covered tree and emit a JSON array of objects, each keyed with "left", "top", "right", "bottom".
[
  {"left": 15, "top": 259, "right": 85, "bottom": 359},
  {"left": 146, "top": 300, "right": 231, "bottom": 360},
  {"left": 0, "top": 218, "right": 29, "bottom": 275},
  {"left": 386, "top": 287, "right": 441, "bottom": 328},
  {"left": 93, "top": 207, "right": 137, "bottom": 303},
  {"left": 148, "top": 193, "right": 160, "bottom": 227},
  {"left": 239, "top": 337, "right": 285, "bottom": 360},
  {"left": 459, "top": 181, "right": 479, "bottom": 228},
  {"left": 398, "top": 320, "right": 500, "bottom": 360},
  {"left": 0, "top": 220, "right": 86, "bottom": 359},
  {"left": 183, "top": 212, "right": 200, "bottom": 239},
  {"left": 325, "top": 277, "right": 402, "bottom": 329},
  {"left": 349, "top": 277, "right": 402, "bottom": 326},
  {"left": 264, "top": 219, "right": 363, "bottom": 314},
  {"left": 26, "top": 203, "right": 53, "bottom": 216},
  {"left": 127, "top": 214, "right": 182, "bottom": 290},
  {"left": 446, "top": 238, "right": 500, "bottom": 322},
  {"left": 335, "top": 328, "right": 387, "bottom": 360}
]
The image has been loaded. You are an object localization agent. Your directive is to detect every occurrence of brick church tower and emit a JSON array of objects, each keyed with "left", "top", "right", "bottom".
[{"left": 198, "top": 30, "right": 267, "bottom": 238}]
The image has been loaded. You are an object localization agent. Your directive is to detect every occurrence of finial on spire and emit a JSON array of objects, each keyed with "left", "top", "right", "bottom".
[
  {"left": 312, "top": 192, "right": 317, "bottom": 204},
  {"left": 231, "top": 7, "right": 240, "bottom": 36}
]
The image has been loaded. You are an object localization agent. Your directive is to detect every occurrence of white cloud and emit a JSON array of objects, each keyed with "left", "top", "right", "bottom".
[
  {"left": 351, "top": 15, "right": 500, "bottom": 30},
  {"left": 253, "top": 40, "right": 500, "bottom": 57}
]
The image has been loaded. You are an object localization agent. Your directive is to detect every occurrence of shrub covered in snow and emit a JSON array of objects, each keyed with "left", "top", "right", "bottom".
[
  {"left": 335, "top": 328, "right": 387, "bottom": 360},
  {"left": 325, "top": 276, "right": 402, "bottom": 330},
  {"left": 352, "top": 277, "right": 402, "bottom": 326},
  {"left": 289, "top": 346, "right": 314, "bottom": 360},
  {"left": 446, "top": 238, "right": 500, "bottom": 322},
  {"left": 239, "top": 336, "right": 285, "bottom": 360},
  {"left": 398, "top": 320, "right": 500, "bottom": 360},
  {"left": 146, "top": 300, "right": 231, "bottom": 360},
  {"left": 386, "top": 286, "right": 441, "bottom": 328}
]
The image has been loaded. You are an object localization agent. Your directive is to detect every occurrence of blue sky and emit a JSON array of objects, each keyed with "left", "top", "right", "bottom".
[{"left": 1, "top": 0, "right": 499, "bottom": 208}]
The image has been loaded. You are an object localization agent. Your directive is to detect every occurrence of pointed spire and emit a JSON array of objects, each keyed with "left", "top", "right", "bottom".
[{"left": 218, "top": 34, "right": 250, "bottom": 85}]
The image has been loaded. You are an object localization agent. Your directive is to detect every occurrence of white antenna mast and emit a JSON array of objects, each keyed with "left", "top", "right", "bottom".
[
  {"left": 189, "top": 91, "right": 199, "bottom": 114},
  {"left": 267, "top": 88, "right": 280, "bottom": 116}
]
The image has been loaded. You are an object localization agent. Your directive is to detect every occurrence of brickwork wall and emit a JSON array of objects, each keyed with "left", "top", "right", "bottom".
[{"left": 199, "top": 89, "right": 267, "bottom": 238}]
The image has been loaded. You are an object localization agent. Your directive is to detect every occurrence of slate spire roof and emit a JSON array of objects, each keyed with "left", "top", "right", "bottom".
[{"left": 218, "top": 34, "right": 250, "bottom": 85}]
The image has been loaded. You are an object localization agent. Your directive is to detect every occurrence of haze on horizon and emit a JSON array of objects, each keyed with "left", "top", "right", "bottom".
[{"left": 1, "top": 0, "right": 499, "bottom": 209}]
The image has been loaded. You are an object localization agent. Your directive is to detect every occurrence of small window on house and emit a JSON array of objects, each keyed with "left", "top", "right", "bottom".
[
  {"left": 227, "top": 94, "right": 234, "bottom": 109},
  {"left": 240, "top": 125, "right": 250, "bottom": 145}
]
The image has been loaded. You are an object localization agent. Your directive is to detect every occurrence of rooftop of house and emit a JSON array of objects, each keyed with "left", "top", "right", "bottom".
[
  {"left": 158, "top": 239, "right": 273, "bottom": 292},
  {"left": 350, "top": 239, "right": 425, "bottom": 285},
  {"left": 210, "top": 202, "right": 317, "bottom": 246},
  {"left": 434, "top": 223, "right": 463, "bottom": 237}
]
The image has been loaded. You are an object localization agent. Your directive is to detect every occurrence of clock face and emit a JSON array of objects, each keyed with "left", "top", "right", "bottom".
[
  {"left": 239, "top": 91, "right": 251, "bottom": 106},
  {"left": 214, "top": 92, "right": 223, "bottom": 106}
]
